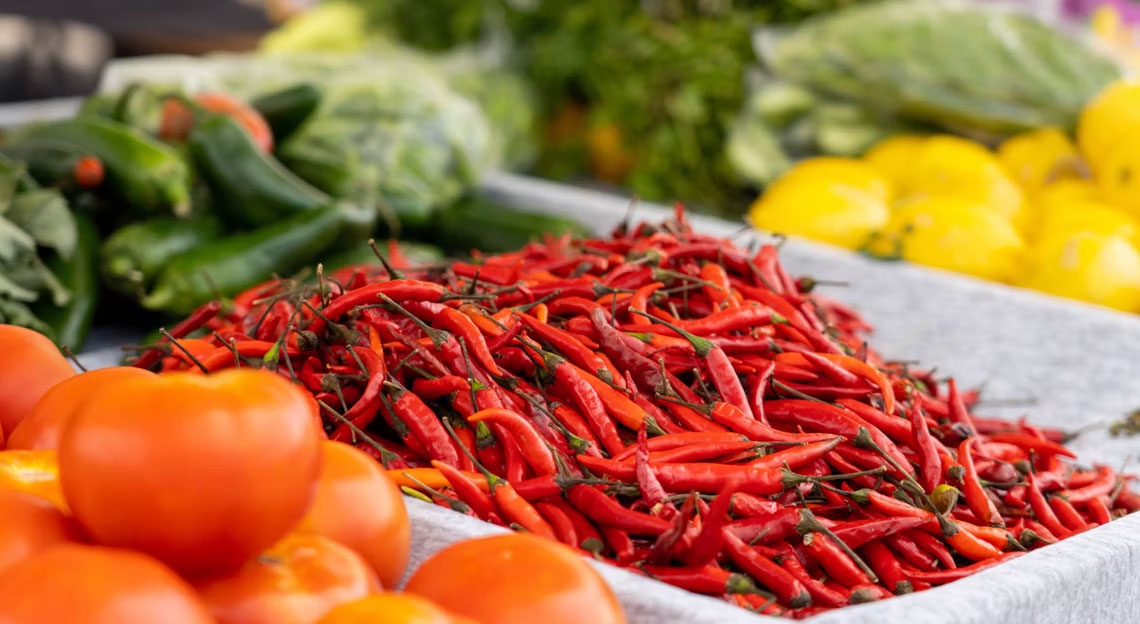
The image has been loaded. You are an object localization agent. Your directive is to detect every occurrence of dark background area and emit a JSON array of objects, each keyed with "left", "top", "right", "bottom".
[{"left": 0, "top": 1, "right": 276, "bottom": 102}]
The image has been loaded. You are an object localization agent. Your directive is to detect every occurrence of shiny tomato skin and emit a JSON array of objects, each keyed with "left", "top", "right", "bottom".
[
  {"left": 59, "top": 369, "right": 323, "bottom": 577},
  {"left": 0, "top": 325, "right": 74, "bottom": 436},
  {"left": 7, "top": 367, "right": 153, "bottom": 451},
  {"left": 405, "top": 533, "right": 626, "bottom": 624},
  {"left": 0, "top": 543, "right": 213, "bottom": 624},
  {"left": 316, "top": 593, "right": 477, "bottom": 624},
  {"left": 196, "top": 532, "right": 379, "bottom": 624},
  {"left": 0, "top": 450, "right": 67, "bottom": 510},
  {"left": 295, "top": 441, "right": 410, "bottom": 588}
]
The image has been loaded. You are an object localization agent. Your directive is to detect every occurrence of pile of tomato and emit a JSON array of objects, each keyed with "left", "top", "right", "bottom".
[{"left": 0, "top": 325, "right": 626, "bottom": 624}]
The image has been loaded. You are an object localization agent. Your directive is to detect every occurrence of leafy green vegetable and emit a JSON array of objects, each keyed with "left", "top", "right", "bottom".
[
  {"left": 5, "top": 189, "right": 77, "bottom": 260},
  {"left": 0, "top": 298, "right": 53, "bottom": 335},
  {"left": 760, "top": 1, "right": 1122, "bottom": 137}
]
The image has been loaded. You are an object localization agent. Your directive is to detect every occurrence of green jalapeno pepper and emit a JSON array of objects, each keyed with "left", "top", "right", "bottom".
[
  {"left": 188, "top": 113, "right": 330, "bottom": 229},
  {"left": 11, "top": 117, "right": 192, "bottom": 216},
  {"left": 101, "top": 214, "right": 224, "bottom": 297},
  {"left": 141, "top": 205, "right": 345, "bottom": 315}
]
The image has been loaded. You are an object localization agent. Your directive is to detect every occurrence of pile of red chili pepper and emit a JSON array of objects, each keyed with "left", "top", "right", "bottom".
[{"left": 133, "top": 206, "right": 1138, "bottom": 617}]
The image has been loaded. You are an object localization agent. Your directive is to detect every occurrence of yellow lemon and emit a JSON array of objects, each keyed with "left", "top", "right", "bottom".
[
  {"left": 1018, "top": 231, "right": 1140, "bottom": 312},
  {"left": 749, "top": 160, "right": 890, "bottom": 249},
  {"left": 899, "top": 135, "right": 1028, "bottom": 230},
  {"left": 863, "top": 135, "right": 926, "bottom": 186},
  {"left": 1078, "top": 79, "right": 1140, "bottom": 176},
  {"left": 1095, "top": 141, "right": 1140, "bottom": 218},
  {"left": 1036, "top": 201, "right": 1140, "bottom": 248},
  {"left": 772, "top": 157, "right": 892, "bottom": 202},
  {"left": 1037, "top": 178, "right": 1101, "bottom": 211},
  {"left": 996, "top": 127, "right": 1087, "bottom": 194},
  {"left": 873, "top": 196, "right": 1025, "bottom": 282}
]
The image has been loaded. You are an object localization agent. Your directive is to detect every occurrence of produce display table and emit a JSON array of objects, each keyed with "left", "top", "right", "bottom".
[{"left": 77, "top": 172, "right": 1140, "bottom": 623}]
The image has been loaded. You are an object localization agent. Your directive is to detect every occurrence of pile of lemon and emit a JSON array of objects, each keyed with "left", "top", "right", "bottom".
[{"left": 749, "top": 79, "right": 1140, "bottom": 313}]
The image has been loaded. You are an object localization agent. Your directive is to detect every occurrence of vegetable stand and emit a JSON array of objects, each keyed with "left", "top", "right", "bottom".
[{"left": 73, "top": 172, "right": 1140, "bottom": 623}]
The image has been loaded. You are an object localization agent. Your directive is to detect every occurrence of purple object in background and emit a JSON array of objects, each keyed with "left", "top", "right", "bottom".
[{"left": 1062, "top": 0, "right": 1140, "bottom": 22}]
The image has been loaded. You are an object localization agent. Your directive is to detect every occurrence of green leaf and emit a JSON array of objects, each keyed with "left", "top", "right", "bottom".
[
  {"left": 0, "top": 154, "right": 26, "bottom": 214},
  {"left": 0, "top": 215, "right": 35, "bottom": 264},
  {"left": 0, "top": 264, "right": 40, "bottom": 302},
  {"left": 6, "top": 189, "right": 77, "bottom": 260},
  {"left": 0, "top": 296, "right": 53, "bottom": 336}
]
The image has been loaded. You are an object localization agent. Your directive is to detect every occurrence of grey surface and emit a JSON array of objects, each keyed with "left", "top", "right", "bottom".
[{"left": 74, "top": 175, "right": 1140, "bottom": 623}]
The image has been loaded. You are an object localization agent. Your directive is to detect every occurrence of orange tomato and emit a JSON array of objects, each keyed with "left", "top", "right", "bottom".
[
  {"left": 0, "top": 543, "right": 212, "bottom": 624},
  {"left": 59, "top": 369, "right": 322, "bottom": 577},
  {"left": 196, "top": 533, "right": 379, "bottom": 624},
  {"left": 405, "top": 534, "right": 626, "bottom": 624},
  {"left": 0, "top": 491, "right": 81, "bottom": 574},
  {"left": 316, "top": 593, "right": 477, "bottom": 624},
  {"left": 7, "top": 367, "right": 154, "bottom": 451},
  {"left": 0, "top": 449, "right": 66, "bottom": 510},
  {"left": 0, "top": 325, "right": 74, "bottom": 436},
  {"left": 160, "top": 93, "right": 274, "bottom": 152},
  {"left": 296, "top": 441, "right": 410, "bottom": 588}
]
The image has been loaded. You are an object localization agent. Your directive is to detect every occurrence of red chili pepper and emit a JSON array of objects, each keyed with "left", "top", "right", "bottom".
[
  {"left": 957, "top": 437, "right": 1005, "bottom": 528},
  {"left": 723, "top": 509, "right": 802, "bottom": 545},
  {"left": 661, "top": 401, "right": 727, "bottom": 433},
  {"left": 835, "top": 398, "right": 912, "bottom": 443},
  {"left": 636, "top": 564, "right": 762, "bottom": 596},
  {"left": 1049, "top": 496, "right": 1090, "bottom": 532},
  {"left": 467, "top": 408, "right": 557, "bottom": 477},
  {"left": 542, "top": 351, "right": 624, "bottom": 456},
  {"left": 411, "top": 375, "right": 469, "bottom": 400},
  {"left": 830, "top": 516, "right": 929, "bottom": 550},
  {"left": 747, "top": 360, "right": 776, "bottom": 426},
  {"left": 546, "top": 497, "right": 605, "bottom": 552},
  {"left": 388, "top": 384, "right": 460, "bottom": 467},
  {"left": 612, "top": 431, "right": 748, "bottom": 462},
  {"left": 420, "top": 303, "right": 503, "bottom": 375},
  {"left": 533, "top": 501, "right": 579, "bottom": 547},
  {"left": 730, "top": 493, "right": 783, "bottom": 518},
  {"left": 637, "top": 439, "right": 758, "bottom": 464},
  {"left": 802, "top": 532, "right": 872, "bottom": 588},
  {"left": 849, "top": 583, "right": 893, "bottom": 603},
  {"left": 133, "top": 301, "right": 222, "bottom": 370},
  {"left": 685, "top": 476, "right": 742, "bottom": 566},
  {"left": 1087, "top": 496, "right": 1114, "bottom": 525},
  {"left": 313, "top": 280, "right": 449, "bottom": 332},
  {"left": 343, "top": 346, "right": 386, "bottom": 428},
  {"left": 634, "top": 425, "right": 670, "bottom": 511},
  {"left": 628, "top": 282, "right": 665, "bottom": 325},
  {"left": 722, "top": 530, "right": 810, "bottom": 607},
  {"left": 884, "top": 533, "right": 938, "bottom": 572},
  {"left": 907, "top": 404, "right": 942, "bottom": 492},
  {"left": 986, "top": 432, "right": 1077, "bottom": 460},
  {"left": 705, "top": 401, "right": 829, "bottom": 444},
  {"left": 907, "top": 553, "right": 1026, "bottom": 585},
  {"left": 633, "top": 309, "right": 756, "bottom": 420},
  {"left": 514, "top": 313, "right": 604, "bottom": 373},
  {"left": 907, "top": 529, "right": 956, "bottom": 570},
  {"left": 946, "top": 378, "right": 976, "bottom": 434},
  {"left": 489, "top": 478, "right": 555, "bottom": 539},
  {"left": 573, "top": 364, "right": 660, "bottom": 434},
  {"left": 775, "top": 543, "right": 848, "bottom": 608},
  {"left": 568, "top": 485, "right": 671, "bottom": 536},
  {"left": 432, "top": 460, "right": 498, "bottom": 522},
  {"left": 551, "top": 404, "right": 603, "bottom": 454}
]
